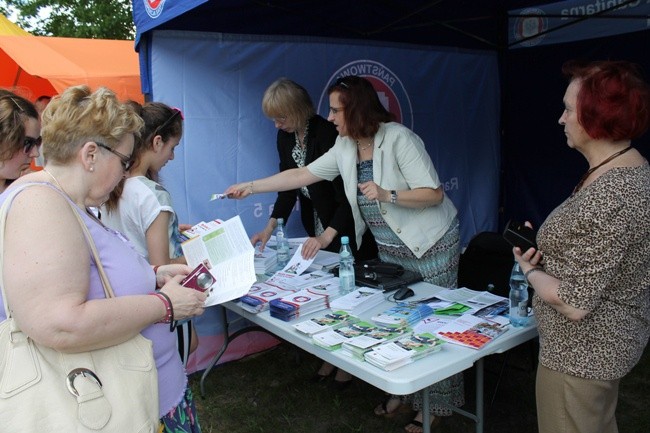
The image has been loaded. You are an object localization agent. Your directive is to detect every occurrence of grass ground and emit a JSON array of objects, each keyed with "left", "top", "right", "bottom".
[{"left": 190, "top": 338, "right": 650, "bottom": 433}]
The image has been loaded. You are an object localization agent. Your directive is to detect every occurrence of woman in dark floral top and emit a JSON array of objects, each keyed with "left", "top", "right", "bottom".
[{"left": 515, "top": 60, "right": 650, "bottom": 433}]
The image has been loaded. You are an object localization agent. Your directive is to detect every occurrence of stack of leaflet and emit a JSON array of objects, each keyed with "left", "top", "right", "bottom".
[
  {"left": 364, "top": 331, "right": 445, "bottom": 371},
  {"left": 302, "top": 277, "right": 340, "bottom": 298},
  {"left": 371, "top": 302, "right": 434, "bottom": 327},
  {"left": 312, "top": 320, "right": 375, "bottom": 351},
  {"left": 292, "top": 310, "right": 358, "bottom": 336},
  {"left": 269, "top": 289, "right": 329, "bottom": 321},
  {"left": 266, "top": 269, "right": 335, "bottom": 291},
  {"left": 254, "top": 247, "right": 277, "bottom": 274},
  {"left": 434, "top": 314, "right": 510, "bottom": 350},
  {"left": 306, "top": 250, "right": 340, "bottom": 272},
  {"left": 340, "top": 323, "right": 411, "bottom": 360},
  {"left": 238, "top": 282, "right": 294, "bottom": 314},
  {"left": 329, "top": 287, "right": 385, "bottom": 317}
]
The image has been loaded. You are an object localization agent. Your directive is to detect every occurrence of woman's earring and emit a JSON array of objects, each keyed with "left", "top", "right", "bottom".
[{"left": 90, "top": 166, "right": 94, "bottom": 172}]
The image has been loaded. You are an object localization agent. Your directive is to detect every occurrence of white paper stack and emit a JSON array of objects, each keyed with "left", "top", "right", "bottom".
[
  {"left": 340, "top": 323, "right": 411, "bottom": 360},
  {"left": 303, "top": 277, "right": 340, "bottom": 297},
  {"left": 266, "top": 270, "right": 335, "bottom": 291},
  {"left": 238, "top": 281, "right": 294, "bottom": 314},
  {"left": 269, "top": 288, "right": 330, "bottom": 321},
  {"left": 307, "top": 250, "right": 340, "bottom": 272},
  {"left": 329, "top": 287, "right": 385, "bottom": 317},
  {"left": 364, "top": 332, "right": 445, "bottom": 371},
  {"left": 370, "top": 303, "right": 434, "bottom": 327},
  {"left": 292, "top": 310, "right": 357, "bottom": 336},
  {"left": 254, "top": 247, "right": 277, "bottom": 274}
]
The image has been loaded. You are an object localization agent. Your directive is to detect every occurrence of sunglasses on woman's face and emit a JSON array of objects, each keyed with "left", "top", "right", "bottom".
[{"left": 23, "top": 136, "right": 42, "bottom": 154}]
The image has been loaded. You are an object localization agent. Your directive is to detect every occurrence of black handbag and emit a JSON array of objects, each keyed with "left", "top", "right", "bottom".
[{"left": 353, "top": 259, "right": 423, "bottom": 292}]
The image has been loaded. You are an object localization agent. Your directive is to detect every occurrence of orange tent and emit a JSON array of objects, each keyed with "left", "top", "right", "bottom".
[{"left": 0, "top": 35, "right": 143, "bottom": 103}]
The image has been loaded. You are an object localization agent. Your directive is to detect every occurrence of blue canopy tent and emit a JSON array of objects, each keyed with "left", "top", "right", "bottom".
[{"left": 131, "top": 0, "right": 650, "bottom": 372}]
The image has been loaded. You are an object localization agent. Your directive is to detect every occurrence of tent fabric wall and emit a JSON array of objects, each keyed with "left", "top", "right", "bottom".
[
  {"left": 147, "top": 30, "right": 501, "bottom": 372},
  {"left": 0, "top": 35, "right": 143, "bottom": 103}
]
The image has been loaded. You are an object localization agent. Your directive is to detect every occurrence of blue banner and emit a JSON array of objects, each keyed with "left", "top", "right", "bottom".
[
  {"left": 146, "top": 31, "right": 501, "bottom": 249},
  {"left": 509, "top": 0, "right": 650, "bottom": 48}
]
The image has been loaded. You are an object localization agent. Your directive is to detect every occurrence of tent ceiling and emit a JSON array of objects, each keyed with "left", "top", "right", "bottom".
[{"left": 155, "top": 0, "right": 550, "bottom": 50}]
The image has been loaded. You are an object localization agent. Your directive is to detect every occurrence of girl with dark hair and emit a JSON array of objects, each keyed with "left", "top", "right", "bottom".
[{"left": 102, "top": 102, "right": 198, "bottom": 367}]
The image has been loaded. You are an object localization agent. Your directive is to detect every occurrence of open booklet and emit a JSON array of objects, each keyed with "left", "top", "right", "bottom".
[{"left": 180, "top": 216, "right": 255, "bottom": 307}]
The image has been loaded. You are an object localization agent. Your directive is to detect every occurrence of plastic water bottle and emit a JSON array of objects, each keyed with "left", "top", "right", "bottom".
[
  {"left": 276, "top": 218, "right": 290, "bottom": 270},
  {"left": 509, "top": 262, "right": 529, "bottom": 327},
  {"left": 338, "top": 236, "right": 355, "bottom": 294}
]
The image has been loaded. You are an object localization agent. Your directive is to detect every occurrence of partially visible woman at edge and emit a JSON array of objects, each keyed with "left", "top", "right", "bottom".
[
  {"left": 102, "top": 102, "right": 198, "bottom": 366},
  {"left": 225, "top": 75, "right": 464, "bottom": 433},
  {"left": 0, "top": 86, "right": 206, "bottom": 432},
  {"left": 0, "top": 91, "right": 42, "bottom": 192},
  {"left": 515, "top": 60, "right": 650, "bottom": 433}
]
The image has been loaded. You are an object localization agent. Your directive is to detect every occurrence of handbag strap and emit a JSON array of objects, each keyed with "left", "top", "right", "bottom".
[{"left": 0, "top": 182, "right": 116, "bottom": 318}]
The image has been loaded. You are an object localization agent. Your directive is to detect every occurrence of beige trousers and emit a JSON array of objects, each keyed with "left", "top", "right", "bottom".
[{"left": 536, "top": 364, "right": 619, "bottom": 433}]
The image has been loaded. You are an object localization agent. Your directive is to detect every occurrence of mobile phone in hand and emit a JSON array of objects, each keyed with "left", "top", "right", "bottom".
[{"left": 503, "top": 220, "right": 538, "bottom": 251}]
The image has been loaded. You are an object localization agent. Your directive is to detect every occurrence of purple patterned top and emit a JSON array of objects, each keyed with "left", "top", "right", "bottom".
[{"left": 0, "top": 183, "right": 186, "bottom": 416}]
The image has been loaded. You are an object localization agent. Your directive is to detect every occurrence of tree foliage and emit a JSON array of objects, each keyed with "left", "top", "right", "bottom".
[{"left": 1, "top": 0, "right": 134, "bottom": 39}]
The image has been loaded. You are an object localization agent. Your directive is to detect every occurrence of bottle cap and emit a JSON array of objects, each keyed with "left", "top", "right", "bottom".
[
  {"left": 341, "top": 236, "right": 349, "bottom": 244},
  {"left": 277, "top": 218, "right": 284, "bottom": 225}
]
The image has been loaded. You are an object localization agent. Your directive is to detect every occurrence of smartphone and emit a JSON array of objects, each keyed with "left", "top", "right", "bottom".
[
  {"left": 181, "top": 263, "right": 215, "bottom": 292},
  {"left": 502, "top": 220, "right": 538, "bottom": 251}
]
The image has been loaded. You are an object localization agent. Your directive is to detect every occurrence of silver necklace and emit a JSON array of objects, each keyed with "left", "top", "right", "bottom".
[
  {"left": 42, "top": 167, "right": 65, "bottom": 192},
  {"left": 42, "top": 167, "right": 101, "bottom": 222},
  {"left": 356, "top": 140, "right": 373, "bottom": 151}
]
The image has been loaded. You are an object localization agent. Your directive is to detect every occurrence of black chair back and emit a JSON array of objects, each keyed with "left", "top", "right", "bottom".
[{"left": 458, "top": 231, "right": 514, "bottom": 298}]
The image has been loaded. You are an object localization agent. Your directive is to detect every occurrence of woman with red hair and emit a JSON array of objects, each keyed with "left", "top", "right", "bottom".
[{"left": 515, "top": 60, "right": 650, "bottom": 433}]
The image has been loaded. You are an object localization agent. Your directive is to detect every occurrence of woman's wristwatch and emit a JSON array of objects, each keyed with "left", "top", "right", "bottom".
[{"left": 390, "top": 190, "right": 397, "bottom": 204}]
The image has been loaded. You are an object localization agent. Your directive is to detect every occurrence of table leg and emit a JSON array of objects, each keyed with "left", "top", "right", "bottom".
[
  {"left": 199, "top": 306, "right": 229, "bottom": 397},
  {"left": 422, "top": 387, "right": 431, "bottom": 433},
  {"left": 199, "top": 306, "right": 274, "bottom": 397},
  {"left": 476, "top": 357, "right": 484, "bottom": 433}
]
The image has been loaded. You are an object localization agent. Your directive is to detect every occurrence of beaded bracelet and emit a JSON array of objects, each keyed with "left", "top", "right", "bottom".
[
  {"left": 524, "top": 267, "right": 543, "bottom": 284},
  {"left": 151, "top": 292, "right": 174, "bottom": 330}
]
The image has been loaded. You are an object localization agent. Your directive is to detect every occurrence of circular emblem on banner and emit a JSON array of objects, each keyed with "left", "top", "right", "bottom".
[
  {"left": 144, "top": 0, "right": 166, "bottom": 19},
  {"left": 513, "top": 8, "right": 547, "bottom": 47},
  {"left": 318, "top": 60, "right": 413, "bottom": 129}
]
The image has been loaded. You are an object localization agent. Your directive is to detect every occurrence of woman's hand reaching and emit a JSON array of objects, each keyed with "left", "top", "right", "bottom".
[{"left": 224, "top": 181, "right": 254, "bottom": 199}]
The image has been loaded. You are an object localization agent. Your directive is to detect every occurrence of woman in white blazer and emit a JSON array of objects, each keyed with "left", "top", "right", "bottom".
[{"left": 226, "top": 76, "right": 463, "bottom": 432}]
